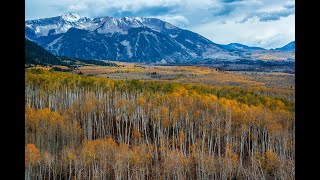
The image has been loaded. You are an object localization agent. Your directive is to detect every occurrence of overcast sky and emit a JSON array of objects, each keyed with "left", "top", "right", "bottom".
[{"left": 25, "top": 0, "right": 295, "bottom": 49}]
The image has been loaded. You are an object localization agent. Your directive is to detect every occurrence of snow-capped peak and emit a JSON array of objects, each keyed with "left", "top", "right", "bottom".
[
  {"left": 121, "top": 16, "right": 144, "bottom": 23},
  {"left": 25, "top": 13, "right": 179, "bottom": 37},
  {"left": 62, "top": 12, "right": 81, "bottom": 22},
  {"left": 133, "top": 17, "right": 143, "bottom": 22}
]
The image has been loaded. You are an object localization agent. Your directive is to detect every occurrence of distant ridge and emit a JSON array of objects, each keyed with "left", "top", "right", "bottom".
[{"left": 272, "top": 41, "right": 295, "bottom": 51}]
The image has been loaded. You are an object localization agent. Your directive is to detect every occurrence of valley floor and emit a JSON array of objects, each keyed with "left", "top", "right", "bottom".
[{"left": 72, "top": 62, "right": 295, "bottom": 92}]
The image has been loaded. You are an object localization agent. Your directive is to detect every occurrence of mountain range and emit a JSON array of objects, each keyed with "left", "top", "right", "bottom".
[{"left": 25, "top": 12, "right": 295, "bottom": 63}]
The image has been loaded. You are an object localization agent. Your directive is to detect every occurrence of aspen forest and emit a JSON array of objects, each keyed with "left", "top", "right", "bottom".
[{"left": 25, "top": 69, "right": 295, "bottom": 179}]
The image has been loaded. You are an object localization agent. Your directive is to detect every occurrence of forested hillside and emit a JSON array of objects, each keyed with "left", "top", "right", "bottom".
[
  {"left": 25, "top": 39, "right": 61, "bottom": 66},
  {"left": 25, "top": 38, "right": 118, "bottom": 68},
  {"left": 25, "top": 69, "right": 294, "bottom": 179}
]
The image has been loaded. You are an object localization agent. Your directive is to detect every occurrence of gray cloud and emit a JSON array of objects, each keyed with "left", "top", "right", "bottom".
[
  {"left": 113, "top": 6, "right": 177, "bottom": 17},
  {"left": 284, "top": 0, "right": 295, "bottom": 9},
  {"left": 58, "top": 0, "right": 182, "bottom": 18},
  {"left": 259, "top": 9, "right": 294, "bottom": 22},
  {"left": 209, "top": 4, "right": 236, "bottom": 16},
  {"left": 240, "top": 1, "right": 295, "bottom": 23},
  {"left": 221, "top": 0, "right": 244, "bottom": 3}
]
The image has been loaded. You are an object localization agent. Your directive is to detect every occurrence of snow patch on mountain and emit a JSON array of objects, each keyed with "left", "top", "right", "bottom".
[
  {"left": 26, "top": 13, "right": 181, "bottom": 38},
  {"left": 141, "top": 31, "right": 158, "bottom": 39},
  {"left": 188, "top": 52, "right": 198, "bottom": 58},
  {"left": 62, "top": 12, "right": 81, "bottom": 22},
  {"left": 48, "top": 36, "right": 63, "bottom": 47},
  {"left": 169, "top": 34, "right": 178, "bottom": 38},
  {"left": 120, "top": 40, "right": 133, "bottom": 58},
  {"left": 175, "top": 41, "right": 187, "bottom": 50},
  {"left": 97, "top": 26, "right": 128, "bottom": 34},
  {"left": 47, "top": 36, "right": 64, "bottom": 54},
  {"left": 35, "top": 27, "right": 40, "bottom": 33},
  {"left": 203, "top": 46, "right": 239, "bottom": 60},
  {"left": 185, "top": 39, "right": 193, "bottom": 44}
]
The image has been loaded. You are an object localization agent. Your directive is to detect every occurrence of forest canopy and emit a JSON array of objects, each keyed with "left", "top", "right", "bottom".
[{"left": 25, "top": 69, "right": 294, "bottom": 179}]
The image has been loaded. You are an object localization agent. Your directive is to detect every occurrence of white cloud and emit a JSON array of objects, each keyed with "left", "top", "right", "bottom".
[
  {"left": 190, "top": 14, "right": 294, "bottom": 49},
  {"left": 154, "top": 15, "right": 189, "bottom": 27}
]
